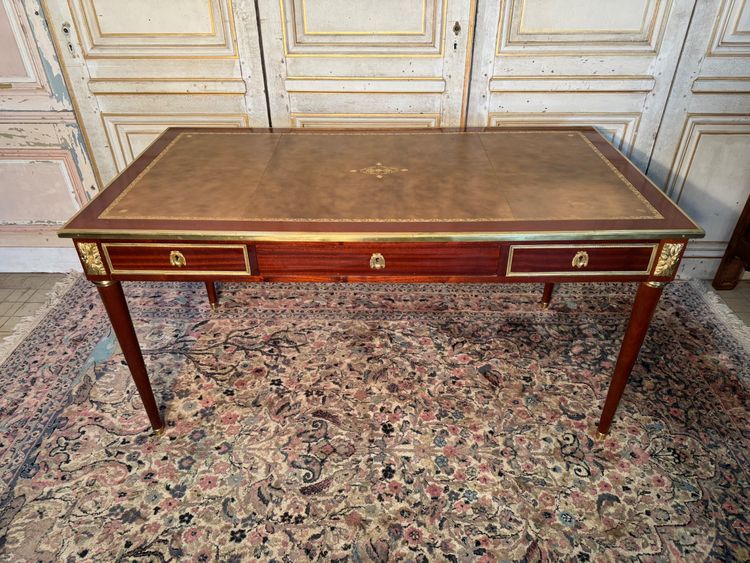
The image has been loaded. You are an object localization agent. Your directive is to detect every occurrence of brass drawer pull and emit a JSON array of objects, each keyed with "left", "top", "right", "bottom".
[
  {"left": 169, "top": 250, "right": 187, "bottom": 268},
  {"left": 370, "top": 253, "right": 386, "bottom": 270},
  {"left": 572, "top": 250, "right": 589, "bottom": 269}
]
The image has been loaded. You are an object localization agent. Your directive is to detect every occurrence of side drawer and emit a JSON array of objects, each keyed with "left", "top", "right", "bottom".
[
  {"left": 256, "top": 242, "right": 500, "bottom": 277},
  {"left": 506, "top": 243, "right": 658, "bottom": 276},
  {"left": 102, "top": 243, "right": 251, "bottom": 275}
]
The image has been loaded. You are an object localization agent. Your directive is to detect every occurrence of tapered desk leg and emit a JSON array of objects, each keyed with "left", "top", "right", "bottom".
[
  {"left": 541, "top": 283, "right": 555, "bottom": 308},
  {"left": 94, "top": 281, "right": 164, "bottom": 432},
  {"left": 597, "top": 281, "right": 665, "bottom": 436},
  {"left": 205, "top": 281, "right": 218, "bottom": 309}
]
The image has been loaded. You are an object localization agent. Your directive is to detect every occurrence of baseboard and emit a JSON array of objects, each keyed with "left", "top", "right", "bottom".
[
  {"left": 677, "top": 256, "right": 720, "bottom": 280},
  {"left": 0, "top": 247, "right": 82, "bottom": 272}
]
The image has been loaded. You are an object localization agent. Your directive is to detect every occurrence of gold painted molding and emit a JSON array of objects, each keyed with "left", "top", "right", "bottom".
[
  {"left": 301, "top": 0, "right": 428, "bottom": 35},
  {"left": 289, "top": 112, "right": 440, "bottom": 128},
  {"left": 65, "top": 0, "right": 238, "bottom": 59},
  {"left": 496, "top": 0, "right": 672, "bottom": 56},
  {"left": 279, "top": 0, "right": 447, "bottom": 57}
]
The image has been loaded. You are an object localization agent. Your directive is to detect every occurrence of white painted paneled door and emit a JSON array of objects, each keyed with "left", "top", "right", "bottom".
[
  {"left": 648, "top": 0, "right": 750, "bottom": 278},
  {"left": 467, "top": 0, "right": 696, "bottom": 169},
  {"left": 0, "top": 0, "right": 97, "bottom": 271},
  {"left": 256, "top": 0, "right": 476, "bottom": 128},
  {"left": 42, "top": 0, "right": 269, "bottom": 185}
]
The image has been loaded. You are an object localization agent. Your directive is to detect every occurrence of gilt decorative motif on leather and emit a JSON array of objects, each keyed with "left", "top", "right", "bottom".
[{"left": 351, "top": 162, "right": 409, "bottom": 179}]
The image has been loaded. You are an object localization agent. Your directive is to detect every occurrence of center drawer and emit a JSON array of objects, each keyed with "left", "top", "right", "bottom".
[
  {"left": 102, "top": 243, "right": 251, "bottom": 275},
  {"left": 256, "top": 242, "right": 500, "bottom": 277}
]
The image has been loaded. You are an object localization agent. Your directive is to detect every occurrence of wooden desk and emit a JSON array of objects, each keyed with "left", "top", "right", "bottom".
[{"left": 59, "top": 128, "right": 703, "bottom": 436}]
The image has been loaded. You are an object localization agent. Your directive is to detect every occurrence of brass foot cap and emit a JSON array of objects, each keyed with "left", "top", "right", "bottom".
[
  {"left": 540, "top": 302, "right": 550, "bottom": 309},
  {"left": 153, "top": 427, "right": 166, "bottom": 436},
  {"left": 595, "top": 431, "right": 607, "bottom": 440}
]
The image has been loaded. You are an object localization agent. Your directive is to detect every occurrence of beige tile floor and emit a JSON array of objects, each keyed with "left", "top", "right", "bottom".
[
  {"left": 0, "top": 274, "right": 748, "bottom": 344},
  {"left": 0, "top": 273, "right": 66, "bottom": 342}
]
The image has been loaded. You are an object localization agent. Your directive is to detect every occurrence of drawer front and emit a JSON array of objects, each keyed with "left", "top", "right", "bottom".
[
  {"left": 103, "top": 243, "right": 251, "bottom": 275},
  {"left": 507, "top": 244, "right": 657, "bottom": 277},
  {"left": 256, "top": 242, "right": 500, "bottom": 277}
]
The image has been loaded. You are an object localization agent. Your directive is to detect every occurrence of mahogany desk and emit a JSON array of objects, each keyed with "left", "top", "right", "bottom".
[{"left": 59, "top": 128, "right": 703, "bottom": 436}]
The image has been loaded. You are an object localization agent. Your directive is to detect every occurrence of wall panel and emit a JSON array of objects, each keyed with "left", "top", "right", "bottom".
[
  {"left": 42, "top": 0, "right": 268, "bottom": 185},
  {"left": 650, "top": 0, "right": 750, "bottom": 278},
  {"left": 0, "top": 0, "right": 97, "bottom": 270},
  {"left": 469, "top": 0, "right": 694, "bottom": 170},
  {"left": 258, "top": 0, "right": 474, "bottom": 128}
]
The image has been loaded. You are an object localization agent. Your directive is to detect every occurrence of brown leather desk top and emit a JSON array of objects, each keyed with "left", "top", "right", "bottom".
[{"left": 60, "top": 127, "right": 703, "bottom": 241}]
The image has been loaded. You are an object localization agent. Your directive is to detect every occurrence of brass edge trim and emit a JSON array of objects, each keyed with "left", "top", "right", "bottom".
[
  {"left": 505, "top": 243, "right": 659, "bottom": 277},
  {"left": 101, "top": 242, "right": 251, "bottom": 276},
  {"left": 60, "top": 229, "right": 703, "bottom": 242}
]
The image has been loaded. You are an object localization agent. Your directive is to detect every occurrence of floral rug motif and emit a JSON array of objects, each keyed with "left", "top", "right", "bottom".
[{"left": 0, "top": 279, "right": 748, "bottom": 561}]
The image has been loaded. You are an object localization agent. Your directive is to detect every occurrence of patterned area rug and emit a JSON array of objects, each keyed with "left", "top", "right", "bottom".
[{"left": 0, "top": 278, "right": 748, "bottom": 562}]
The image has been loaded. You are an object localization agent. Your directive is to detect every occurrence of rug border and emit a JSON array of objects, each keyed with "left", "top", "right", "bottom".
[{"left": 688, "top": 280, "right": 750, "bottom": 358}]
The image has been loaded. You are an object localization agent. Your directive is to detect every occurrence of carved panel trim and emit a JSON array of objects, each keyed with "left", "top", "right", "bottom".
[
  {"left": 488, "top": 75, "right": 656, "bottom": 93},
  {"left": 0, "top": 0, "right": 47, "bottom": 91},
  {"left": 708, "top": 0, "right": 750, "bottom": 56},
  {"left": 67, "top": 0, "right": 238, "bottom": 58},
  {"left": 100, "top": 113, "right": 250, "bottom": 172},
  {"left": 488, "top": 112, "right": 641, "bottom": 156},
  {"left": 665, "top": 115, "right": 750, "bottom": 201},
  {"left": 496, "top": 0, "right": 672, "bottom": 56},
  {"left": 279, "top": 0, "right": 447, "bottom": 56},
  {"left": 0, "top": 148, "right": 88, "bottom": 210},
  {"left": 290, "top": 113, "right": 440, "bottom": 128}
]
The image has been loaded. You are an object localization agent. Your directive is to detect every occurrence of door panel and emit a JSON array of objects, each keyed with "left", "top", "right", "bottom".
[
  {"left": 0, "top": 0, "right": 96, "bottom": 267},
  {"left": 42, "top": 0, "right": 268, "bottom": 185},
  {"left": 649, "top": 0, "right": 750, "bottom": 278},
  {"left": 258, "top": 0, "right": 474, "bottom": 128},
  {"left": 468, "top": 0, "right": 695, "bottom": 168}
]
